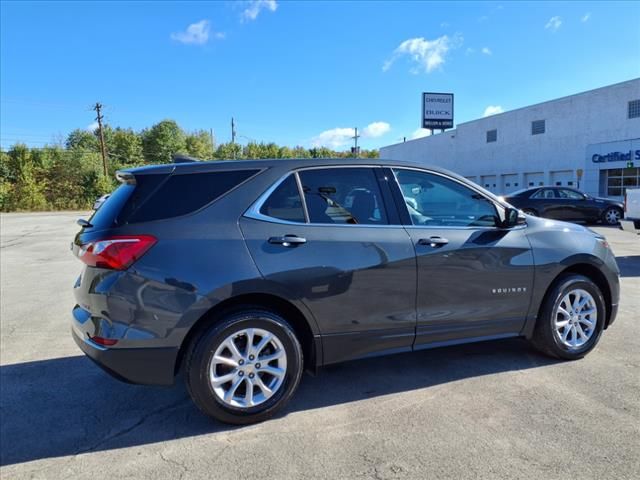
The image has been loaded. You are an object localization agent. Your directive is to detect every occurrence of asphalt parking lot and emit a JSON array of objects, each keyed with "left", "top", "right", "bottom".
[{"left": 1, "top": 212, "right": 639, "bottom": 479}]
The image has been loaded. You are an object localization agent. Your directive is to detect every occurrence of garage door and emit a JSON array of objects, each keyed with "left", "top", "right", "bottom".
[
  {"left": 524, "top": 172, "right": 544, "bottom": 187},
  {"left": 550, "top": 170, "right": 575, "bottom": 188},
  {"left": 481, "top": 175, "right": 497, "bottom": 192},
  {"left": 501, "top": 174, "right": 519, "bottom": 194}
]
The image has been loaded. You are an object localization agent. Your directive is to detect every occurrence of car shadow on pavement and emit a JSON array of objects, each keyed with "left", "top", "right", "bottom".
[
  {"left": 615, "top": 255, "right": 640, "bottom": 277},
  {"left": 0, "top": 338, "right": 557, "bottom": 466}
]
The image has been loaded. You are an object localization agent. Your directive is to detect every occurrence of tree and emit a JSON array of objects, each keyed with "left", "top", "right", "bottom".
[
  {"left": 66, "top": 129, "right": 99, "bottom": 151},
  {"left": 141, "top": 120, "right": 187, "bottom": 164},
  {"left": 215, "top": 142, "right": 242, "bottom": 160},
  {"left": 185, "top": 130, "right": 213, "bottom": 160},
  {"left": 108, "top": 128, "right": 144, "bottom": 166}
]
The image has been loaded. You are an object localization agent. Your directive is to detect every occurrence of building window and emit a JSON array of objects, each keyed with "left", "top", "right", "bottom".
[
  {"left": 531, "top": 120, "right": 545, "bottom": 135},
  {"left": 606, "top": 167, "right": 640, "bottom": 196},
  {"left": 486, "top": 129, "right": 497, "bottom": 143},
  {"left": 629, "top": 99, "right": 640, "bottom": 119},
  {"left": 514, "top": 182, "right": 519, "bottom": 187}
]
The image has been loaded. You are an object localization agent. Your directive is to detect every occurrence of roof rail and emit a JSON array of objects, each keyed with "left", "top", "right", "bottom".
[{"left": 171, "top": 154, "right": 200, "bottom": 164}]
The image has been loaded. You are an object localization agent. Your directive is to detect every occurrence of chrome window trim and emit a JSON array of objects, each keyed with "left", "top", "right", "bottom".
[{"left": 244, "top": 164, "right": 520, "bottom": 229}]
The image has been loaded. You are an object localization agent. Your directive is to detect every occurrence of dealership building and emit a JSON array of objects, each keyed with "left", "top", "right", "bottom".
[{"left": 380, "top": 78, "right": 640, "bottom": 199}]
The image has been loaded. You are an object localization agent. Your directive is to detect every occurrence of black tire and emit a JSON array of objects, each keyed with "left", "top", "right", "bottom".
[
  {"left": 531, "top": 274, "right": 606, "bottom": 360},
  {"left": 522, "top": 208, "right": 538, "bottom": 217},
  {"left": 185, "top": 309, "right": 303, "bottom": 425},
  {"left": 602, "top": 207, "right": 622, "bottom": 225}
]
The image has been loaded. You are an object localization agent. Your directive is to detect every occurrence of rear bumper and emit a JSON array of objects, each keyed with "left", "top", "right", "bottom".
[{"left": 72, "top": 325, "right": 178, "bottom": 386}]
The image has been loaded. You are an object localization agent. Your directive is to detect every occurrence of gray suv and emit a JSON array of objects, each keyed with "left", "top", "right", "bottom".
[{"left": 71, "top": 158, "right": 620, "bottom": 424}]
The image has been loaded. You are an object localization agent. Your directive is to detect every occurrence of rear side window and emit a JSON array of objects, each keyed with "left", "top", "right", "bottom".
[
  {"left": 531, "top": 188, "right": 556, "bottom": 199},
  {"left": 259, "top": 175, "right": 306, "bottom": 222},
  {"left": 128, "top": 170, "right": 259, "bottom": 223},
  {"left": 299, "top": 168, "right": 388, "bottom": 225}
]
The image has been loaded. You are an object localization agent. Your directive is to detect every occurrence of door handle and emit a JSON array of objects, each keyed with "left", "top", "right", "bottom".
[
  {"left": 268, "top": 235, "right": 307, "bottom": 247},
  {"left": 417, "top": 236, "right": 449, "bottom": 247}
]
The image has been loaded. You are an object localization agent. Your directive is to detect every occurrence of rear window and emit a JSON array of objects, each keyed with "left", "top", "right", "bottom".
[
  {"left": 128, "top": 170, "right": 259, "bottom": 223},
  {"left": 88, "top": 183, "right": 135, "bottom": 229}
]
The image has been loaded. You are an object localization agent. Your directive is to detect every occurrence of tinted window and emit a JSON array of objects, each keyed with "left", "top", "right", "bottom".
[
  {"left": 393, "top": 169, "right": 498, "bottom": 227},
  {"left": 298, "top": 168, "right": 388, "bottom": 225},
  {"left": 486, "top": 129, "right": 497, "bottom": 143},
  {"left": 558, "top": 189, "right": 584, "bottom": 200},
  {"left": 531, "top": 188, "right": 556, "bottom": 199},
  {"left": 260, "top": 175, "right": 305, "bottom": 222},
  {"left": 88, "top": 183, "right": 135, "bottom": 229},
  {"left": 128, "top": 170, "right": 258, "bottom": 223}
]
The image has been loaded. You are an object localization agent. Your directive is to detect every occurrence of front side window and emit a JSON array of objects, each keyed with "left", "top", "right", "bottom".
[
  {"left": 298, "top": 168, "right": 388, "bottom": 225},
  {"left": 259, "top": 174, "right": 306, "bottom": 222},
  {"left": 393, "top": 169, "right": 499, "bottom": 227},
  {"left": 557, "top": 189, "right": 584, "bottom": 200}
]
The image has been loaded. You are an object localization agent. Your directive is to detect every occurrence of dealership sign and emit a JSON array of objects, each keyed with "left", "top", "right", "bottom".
[
  {"left": 591, "top": 150, "right": 640, "bottom": 163},
  {"left": 422, "top": 92, "right": 454, "bottom": 129}
]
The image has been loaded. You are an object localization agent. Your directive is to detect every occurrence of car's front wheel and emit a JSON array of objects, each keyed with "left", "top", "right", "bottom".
[
  {"left": 531, "top": 274, "right": 605, "bottom": 360},
  {"left": 602, "top": 207, "right": 622, "bottom": 225},
  {"left": 185, "top": 309, "right": 303, "bottom": 424}
]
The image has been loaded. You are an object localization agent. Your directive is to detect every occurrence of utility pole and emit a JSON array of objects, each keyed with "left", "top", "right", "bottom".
[
  {"left": 231, "top": 117, "right": 237, "bottom": 159},
  {"left": 210, "top": 128, "right": 215, "bottom": 159},
  {"left": 351, "top": 127, "right": 360, "bottom": 158},
  {"left": 93, "top": 102, "right": 108, "bottom": 176}
]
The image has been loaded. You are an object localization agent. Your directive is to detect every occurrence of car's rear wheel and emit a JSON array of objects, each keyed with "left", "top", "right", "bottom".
[
  {"left": 602, "top": 207, "right": 622, "bottom": 225},
  {"left": 522, "top": 208, "right": 538, "bottom": 216},
  {"left": 185, "top": 309, "right": 303, "bottom": 424},
  {"left": 531, "top": 274, "right": 605, "bottom": 360}
]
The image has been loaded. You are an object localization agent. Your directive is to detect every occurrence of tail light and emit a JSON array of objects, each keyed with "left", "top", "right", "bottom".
[{"left": 77, "top": 235, "right": 156, "bottom": 270}]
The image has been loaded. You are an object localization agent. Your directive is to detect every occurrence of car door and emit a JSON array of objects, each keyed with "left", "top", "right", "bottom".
[
  {"left": 530, "top": 188, "right": 563, "bottom": 219},
  {"left": 389, "top": 167, "right": 535, "bottom": 347},
  {"left": 555, "top": 188, "right": 588, "bottom": 221},
  {"left": 240, "top": 166, "right": 417, "bottom": 365}
]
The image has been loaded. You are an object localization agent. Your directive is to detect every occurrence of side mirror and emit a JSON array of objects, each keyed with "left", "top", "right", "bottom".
[{"left": 502, "top": 207, "right": 526, "bottom": 228}]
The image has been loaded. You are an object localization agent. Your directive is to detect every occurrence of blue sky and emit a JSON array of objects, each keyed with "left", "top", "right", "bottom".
[{"left": 1, "top": 0, "right": 639, "bottom": 151}]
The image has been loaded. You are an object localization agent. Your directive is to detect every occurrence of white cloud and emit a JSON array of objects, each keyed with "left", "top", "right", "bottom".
[
  {"left": 481, "top": 47, "right": 492, "bottom": 55},
  {"left": 383, "top": 34, "right": 463, "bottom": 74},
  {"left": 545, "top": 16, "right": 562, "bottom": 31},
  {"left": 410, "top": 128, "right": 432, "bottom": 140},
  {"left": 581, "top": 12, "right": 591, "bottom": 22},
  {"left": 171, "top": 20, "right": 223, "bottom": 45},
  {"left": 440, "top": 22, "right": 450, "bottom": 28},
  {"left": 483, "top": 105, "right": 504, "bottom": 117},
  {"left": 86, "top": 122, "right": 99, "bottom": 132},
  {"left": 362, "top": 121, "right": 391, "bottom": 138},
  {"left": 242, "top": 0, "right": 278, "bottom": 22},
  {"left": 311, "top": 122, "right": 391, "bottom": 148},
  {"left": 465, "top": 47, "right": 475, "bottom": 55},
  {"left": 311, "top": 127, "right": 355, "bottom": 148}
]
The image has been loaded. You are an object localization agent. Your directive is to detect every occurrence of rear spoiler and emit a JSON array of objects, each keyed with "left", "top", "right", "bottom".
[{"left": 115, "top": 171, "right": 136, "bottom": 185}]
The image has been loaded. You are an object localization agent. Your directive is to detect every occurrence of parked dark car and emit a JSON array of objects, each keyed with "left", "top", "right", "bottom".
[
  {"left": 71, "top": 159, "right": 620, "bottom": 424},
  {"left": 504, "top": 186, "right": 624, "bottom": 225}
]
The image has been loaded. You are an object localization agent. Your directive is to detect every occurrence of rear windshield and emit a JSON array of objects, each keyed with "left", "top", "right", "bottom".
[
  {"left": 88, "top": 184, "right": 135, "bottom": 229},
  {"left": 128, "top": 169, "right": 259, "bottom": 223}
]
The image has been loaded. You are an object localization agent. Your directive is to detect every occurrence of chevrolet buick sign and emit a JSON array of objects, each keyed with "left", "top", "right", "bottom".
[{"left": 422, "top": 92, "right": 454, "bottom": 129}]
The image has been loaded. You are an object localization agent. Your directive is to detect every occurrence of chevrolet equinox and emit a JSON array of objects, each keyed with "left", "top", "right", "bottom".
[{"left": 71, "top": 158, "right": 620, "bottom": 424}]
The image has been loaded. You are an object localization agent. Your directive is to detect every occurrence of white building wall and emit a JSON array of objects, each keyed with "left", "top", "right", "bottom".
[{"left": 381, "top": 79, "right": 640, "bottom": 197}]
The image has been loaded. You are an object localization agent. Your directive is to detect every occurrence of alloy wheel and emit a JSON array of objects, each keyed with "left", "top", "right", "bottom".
[
  {"left": 605, "top": 208, "right": 621, "bottom": 225},
  {"left": 209, "top": 328, "right": 287, "bottom": 408},
  {"left": 553, "top": 288, "right": 598, "bottom": 348}
]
